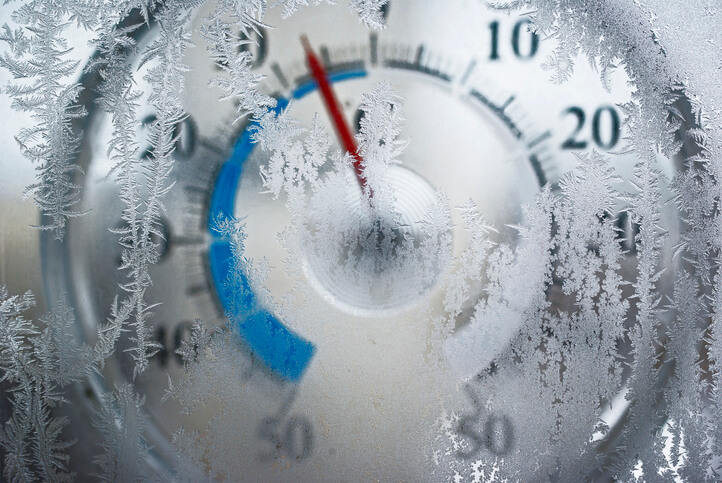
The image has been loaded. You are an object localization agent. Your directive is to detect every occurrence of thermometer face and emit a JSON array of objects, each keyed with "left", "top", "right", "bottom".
[{"left": 44, "top": 0, "right": 682, "bottom": 479}]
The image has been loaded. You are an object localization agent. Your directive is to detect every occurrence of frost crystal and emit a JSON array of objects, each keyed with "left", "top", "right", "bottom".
[
  {"left": 0, "top": 3, "right": 88, "bottom": 240},
  {"left": 0, "top": 0, "right": 721, "bottom": 480},
  {"left": 93, "top": 383, "right": 149, "bottom": 482},
  {"left": 202, "top": 0, "right": 277, "bottom": 124},
  {"left": 349, "top": 0, "right": 388, "bottom": 29},
  {"left": 257, "top": 83, "right": 451, "bottom": 309},
  {"left": 0, "top": 289, "right": 122, "bottom": 481},
  {"left": 98, "top": 0, "right": 194, "bottom": 376}
]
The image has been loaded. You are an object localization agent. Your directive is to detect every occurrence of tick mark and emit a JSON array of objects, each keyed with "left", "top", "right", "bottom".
[
  {"left": 460, "top": 59, "right": 477, "bottom": 86},
  {"left": 271, "top": 62, "right": 290, "bottom": 90},
  {"left": 500, "top": 96, "right": 515, "bottom": 111},
  {"left": 173, "top": 236, "right": 205, "bottom": 246},
  {"left": 187, "top": 282, "right": 211, "bottom": 297},
  {"left": 529, "top": 154, "right": 547, "bottom": 187},
  {"left": 415, "top": 45, "right": 425, "bottom": 66},
  {"left": 527, "top": 130, "right": 552, "bottom": 150},
  {"left": 198, "top": 138, "right": 225, "bottom": 156},
  {"left": 370, "top": 33, "right": 378, "bottom": 66},
  {"left": 184, "top": 184, "right": 207, "bottom": 195},
  {"left": 384, "top": 44, "right": 451, "bottom": 83},
  {"left": 319, "top": 46, "right": 332, "bottom": 66},
  {"left": 469, "top": 89, "right": 522, "bottom": 139}
]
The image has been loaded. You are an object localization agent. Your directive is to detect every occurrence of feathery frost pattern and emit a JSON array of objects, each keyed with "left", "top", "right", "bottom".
[
  {"left": 257, "top": 83, "right": 452, "bottom": 308},
  {"left": 0, "top": 0, "right": 720, "bottom": 480},
  {"left": 0, "top": 289, "right": 123, "bottom": 481},
  {"left": 120, "top": 1, "right": 193, "bottom": 375},
  {"left": 0, "top": 1, "right": 89, "bottom": 240},
  {"left": 92, "top": 383, "right": 149, "bottom": 482},
  {"left": 349, "top": 0, "right": 388, "bottom": 29}
]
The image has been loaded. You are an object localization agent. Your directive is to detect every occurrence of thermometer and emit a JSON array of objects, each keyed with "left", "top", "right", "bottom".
[{"left": 29, "top": 0, "right": 688, "bottom": 479}]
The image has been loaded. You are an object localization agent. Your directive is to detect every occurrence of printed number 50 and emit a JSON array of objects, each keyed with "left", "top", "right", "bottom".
[
  {"left": 455, "top": 384, "right": 515, "bottom": 459},
  {"left": 456, "top": 413, "right": 515, "bottom": 459},
  {"left": 257, "top": 415, "right": 314, "bottom": 461}
]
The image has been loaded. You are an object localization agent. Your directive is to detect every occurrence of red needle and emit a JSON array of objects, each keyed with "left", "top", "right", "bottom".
[{"left": 301, "top": 35, "right": 369, "bottom": 194}]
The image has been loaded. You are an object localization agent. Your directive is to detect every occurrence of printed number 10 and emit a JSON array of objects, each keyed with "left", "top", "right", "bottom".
[{"left": 489, "top": 19, "right": 539, "bottom": 60}]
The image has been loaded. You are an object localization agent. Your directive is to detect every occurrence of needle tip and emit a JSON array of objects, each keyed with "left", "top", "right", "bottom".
[{"left": 300, "top": 34, "right": 311, "bottom": 52}]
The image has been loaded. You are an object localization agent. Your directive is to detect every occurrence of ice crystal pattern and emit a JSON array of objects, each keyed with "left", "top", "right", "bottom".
[
  {"left": 256, "top": 83, "right": 452, "bottom": 309},
  {"left": 0, "top": 0, "right": 720, "bottom": 481},
  {"left": 0, "top": 288, "right": 123, "bottom": 481}
]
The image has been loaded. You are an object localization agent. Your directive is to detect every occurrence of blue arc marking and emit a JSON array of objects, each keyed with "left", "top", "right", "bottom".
[
  {"left": 292, "top": 69, "right": 367, "bottom": 99},
  {"left": 208, "top": 69, "right": 367, "bottom": 382}
]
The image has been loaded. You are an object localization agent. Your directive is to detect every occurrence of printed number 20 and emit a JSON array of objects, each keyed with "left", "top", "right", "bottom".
[{"left": 562, "top": 106, "right": 621, "bottom": 150}]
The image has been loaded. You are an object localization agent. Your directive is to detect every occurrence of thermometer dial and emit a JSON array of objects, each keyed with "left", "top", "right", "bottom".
[{"left": 38, "top": 0, "right": 685, "bottom": 479}]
